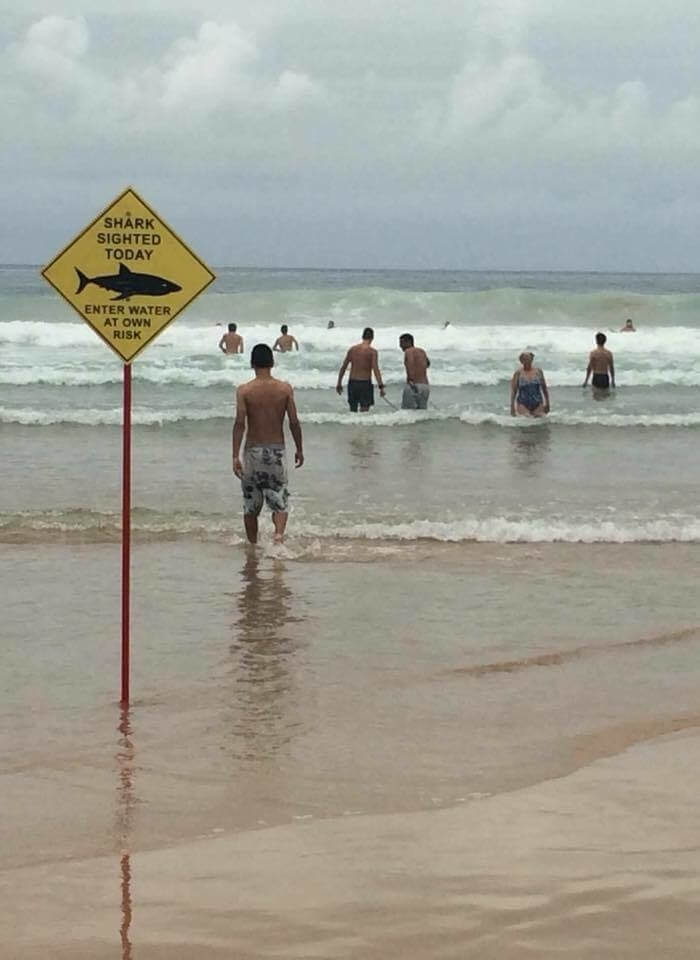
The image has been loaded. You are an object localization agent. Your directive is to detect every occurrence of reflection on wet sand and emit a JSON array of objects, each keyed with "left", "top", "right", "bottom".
[
  {"left": 116, "top": 705, "right": 135, "bottom": 960},
  {"left": 227, "top": 550, "right": 304, "bottom": 761},
  {"left": 349, "top": 431, "right": 378, "bottom": 469},
  {"left": 509, "top": 422, "right": 551, "bottom": 475},
  {"left": 400, "top": 435, "right": 426, "bottom": 469}
]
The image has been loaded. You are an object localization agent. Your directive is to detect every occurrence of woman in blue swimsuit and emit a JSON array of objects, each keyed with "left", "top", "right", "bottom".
[{"left": 510, "top": 351, "right": 550, "bottom": 417}]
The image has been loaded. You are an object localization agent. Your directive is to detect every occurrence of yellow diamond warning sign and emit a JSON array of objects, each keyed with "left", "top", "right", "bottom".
[{"left": 41, "top": 187, "right": 215, "bottom": 362}]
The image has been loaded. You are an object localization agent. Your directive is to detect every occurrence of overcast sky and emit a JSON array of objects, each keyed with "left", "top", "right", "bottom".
[{"left": 2, "top": 0, "right": 700, "bottom": 270}]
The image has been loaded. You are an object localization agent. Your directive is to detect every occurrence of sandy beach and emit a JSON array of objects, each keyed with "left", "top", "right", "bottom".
[
  {"left": 5, "top": 727, "right": 700, "bottom": 958},
  {"left": 3, "top": 540, "right": 700, "bottom": 956},
  {"left": 6, "top": 0, "right": 700, "bottom": 948}
]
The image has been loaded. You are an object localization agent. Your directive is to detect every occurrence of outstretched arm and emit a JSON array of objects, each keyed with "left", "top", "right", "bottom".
[
  {"left": 286, "top": 388, "right": 304, "bottom": 468},
  {"left": 232, "top": 389, "right": 247, "bottom": 476}
]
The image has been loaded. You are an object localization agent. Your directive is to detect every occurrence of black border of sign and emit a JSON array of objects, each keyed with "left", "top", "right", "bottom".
[{"left": 40, "top": 185, "right": 217, "bottom": 364}]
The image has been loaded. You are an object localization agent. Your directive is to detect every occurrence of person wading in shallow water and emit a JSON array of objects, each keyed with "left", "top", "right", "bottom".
[
  {"left": 273, "top": 325, "right": 299, "bottom": 352},
  {"left": 510, "top": 351, "right": 550, "bottom": 417},
  {"left": 219, "top": 323, "right": 244, "bottom": 354},
  {"left": 232, "top": 344, "right": 304, "bottom": 544},
  {"left": 399, "top": 333, "right": 430, "bottom": 409},
  {"left": 336, "top": 327, "right": 386, "bottom": 412},
  {"left": 583, "top": 332, "right": 616, "bottom": 393}
]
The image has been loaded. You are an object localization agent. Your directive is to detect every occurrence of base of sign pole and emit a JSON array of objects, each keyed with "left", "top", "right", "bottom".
[{"left": 121, "top": 363, "right": 132, "bottom": 704}]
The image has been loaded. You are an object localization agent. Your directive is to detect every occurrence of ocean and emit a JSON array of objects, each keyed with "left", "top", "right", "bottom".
[
  {"left": 4, "top": 265, "right": 700, "bottom": 957},
  {"left": 3, "top": 265, "right": 700, "bottom": 546}
]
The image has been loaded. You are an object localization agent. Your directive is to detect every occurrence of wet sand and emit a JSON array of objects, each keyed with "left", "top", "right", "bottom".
[
  {"left": 5, "top": 729, "right": 700, "bottom": 958},
  {"left": 3, "top": 540, "right": 700, "bottom": 956}
]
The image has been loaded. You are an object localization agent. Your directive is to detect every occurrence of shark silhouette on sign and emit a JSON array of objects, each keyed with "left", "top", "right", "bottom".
[{"left": 75, "top": 264, "right": 182, "bottom": 301}]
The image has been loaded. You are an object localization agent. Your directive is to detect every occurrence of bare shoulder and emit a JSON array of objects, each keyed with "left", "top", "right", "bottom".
[
  {"left": 237, "top": 381, "right": 252, "bottom": 397},
  {"left": 277, "top": 379, "right": 294, "bottom": 394}
]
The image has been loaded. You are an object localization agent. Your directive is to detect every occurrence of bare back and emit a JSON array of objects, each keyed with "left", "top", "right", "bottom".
[
  {"left": 221, "top": 333, "right": 243, "bottom": 354},
  {"left": 589, "top": 347, "right": 613, "bottom": 374},
  {"left": 236, "top": 377, "right": 296, "bottom": 446},
  {"left": 346, "top": 342, "right": 377, "bottom": 380},
  {"left": 404, "top": 346, "right": 429, "bottom": 384},
  {"left": 274, "top": 334, "right": 298, "bottom": 353}
]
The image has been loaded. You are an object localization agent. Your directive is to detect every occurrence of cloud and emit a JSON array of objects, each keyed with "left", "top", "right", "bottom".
[
  {"left": 15, "top": 15, "right": 89, "bottom": 88},
  {"left": 3, "top": 0, "right": 700, "bottom": 268},
  {"left": 7, "top": 15, "right": 321, "bottom": 126},
  {"left": 159, "top": 22, "right": 259, "bottom": 110}
]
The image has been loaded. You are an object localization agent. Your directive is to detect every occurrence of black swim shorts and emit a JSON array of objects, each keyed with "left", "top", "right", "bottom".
[
  {"left": 592, "top": 373, "right": 610, "bottom": 389},
  {"left": 348, "top": 379, "right": 374, "bottom": 411}
]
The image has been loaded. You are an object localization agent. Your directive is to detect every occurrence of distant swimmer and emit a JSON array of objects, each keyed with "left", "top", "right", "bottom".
[
  {"left": 219, "top": 322, "right": 244, "bottom": 354},
  {"left": 510, "top": 352, "right": 550, "bottom": 417},
  {"left": 443, "top": 321, "right": 451, "bottom": 329},
  {"left": 399, "top": 333, "right": 430, "bottom": 409},
  {"left": 273, "top": 324, "right": 299, "bottom": 352},
  {"left": 620, "top": 318, "right": 636, "bottom": 332},
  {"left": 232, "top": 343, "right": 304, "bottom": 544},
  {"left": 327, "top": 320, "right": 335, "bottom": 330},
  {"left": 583, "top": 332, "right": 615, "bottom": 392},
  {"left": 336, "top": 326, "right": 385, "bottom": 412}
]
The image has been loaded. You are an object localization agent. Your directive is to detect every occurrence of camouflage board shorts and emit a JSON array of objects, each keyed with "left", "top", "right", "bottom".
[{"left": 241, "top": 445, "right": 289, "bottom": 515}]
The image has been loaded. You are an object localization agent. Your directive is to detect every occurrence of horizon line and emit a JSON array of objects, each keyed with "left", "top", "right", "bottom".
[{"left": 3, "top": 263, "right": 700, "bottom": 276}]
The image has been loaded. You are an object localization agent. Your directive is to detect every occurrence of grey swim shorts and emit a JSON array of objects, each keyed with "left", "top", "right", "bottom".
[
  {"left": 241, "top": 445, "right": 289, "bottom": 515},
  {"left": 401, "top": 383, "right": 430, "bottom": 410}
]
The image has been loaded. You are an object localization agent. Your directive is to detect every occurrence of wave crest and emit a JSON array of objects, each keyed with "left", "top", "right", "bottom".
[{"left": 2, "top": 508, "right": 699, "bottom": 544}]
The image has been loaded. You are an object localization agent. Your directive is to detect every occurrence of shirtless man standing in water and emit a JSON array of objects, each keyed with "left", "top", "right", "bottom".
[
  {"left": 583, "top": 332, "right": 616, "bottom": 392},
  {"left": 273, "top": 325, "right": 299, "bottom": 352},
  {"left": 219, "top": 323, "right": 244, "bottom": 354},
  {"left": 399, "top": 333, "right": 430, "bottom": 409},
  {"left": 336, "top": 327, "right": 386, "bottom": 411},
  {"left": 233, "top": 344, "right": 304, "bottom": 543}
]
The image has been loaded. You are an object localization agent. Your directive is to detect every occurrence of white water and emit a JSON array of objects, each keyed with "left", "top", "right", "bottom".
[
  {"left": 3, "top": 508, "right": 700, "bottom": 544},
  {"left": 4, "top": 270, "right": 700, "bottom": 544}
]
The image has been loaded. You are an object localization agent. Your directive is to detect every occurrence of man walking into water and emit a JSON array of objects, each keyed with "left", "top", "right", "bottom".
[
  {"left": 399, "top": 333, "right": 430, "bottom": 409},
  {"left": 232, "top": 344, "right": 304, "bottom": 544},
  {"left": 583, "top": 332, "right": 615, "bottom": 392},
  {"left": 219, "top": 323, "right": 244, "bottom": 354},
  {"left": 273, "top": 325, "right": 299, "bottom": 352},
  {"left": 336, "top": 327, "right": 385, "bottom": 412}
]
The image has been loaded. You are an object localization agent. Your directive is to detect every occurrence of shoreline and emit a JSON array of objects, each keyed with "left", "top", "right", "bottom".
[{"left": 5, "top": 727, "right": 700, "bottom": 958}]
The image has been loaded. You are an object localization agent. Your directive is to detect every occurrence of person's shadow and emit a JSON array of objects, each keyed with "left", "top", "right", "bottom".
[{"left": 226, "top": 550, "right": 304, "bottom": 761}]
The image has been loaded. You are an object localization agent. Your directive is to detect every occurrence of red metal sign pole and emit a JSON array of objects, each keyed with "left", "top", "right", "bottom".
[{"left": 121, "top": 363, "right": 132, "bottom": 704}]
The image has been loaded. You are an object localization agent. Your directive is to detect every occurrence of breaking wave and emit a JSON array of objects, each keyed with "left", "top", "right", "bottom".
[
  {"left": 2, "top": 508, "right": 699, "bottom": 544},
  {"left": 3, "top": 406, "right": 700, "bottom": 428}
]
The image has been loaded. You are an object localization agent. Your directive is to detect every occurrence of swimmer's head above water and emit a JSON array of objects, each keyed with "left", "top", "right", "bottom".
[{"left": 519, "top": 351, "right": 535, "bottom": 368}]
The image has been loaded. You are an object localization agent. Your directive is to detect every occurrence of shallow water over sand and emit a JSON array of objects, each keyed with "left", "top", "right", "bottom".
[
  {"left": 3, "top": 542, "right": 700, "bottom": 956},
  {"left": 3, "top": 541, "right": 700, "bottom": 865}
]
